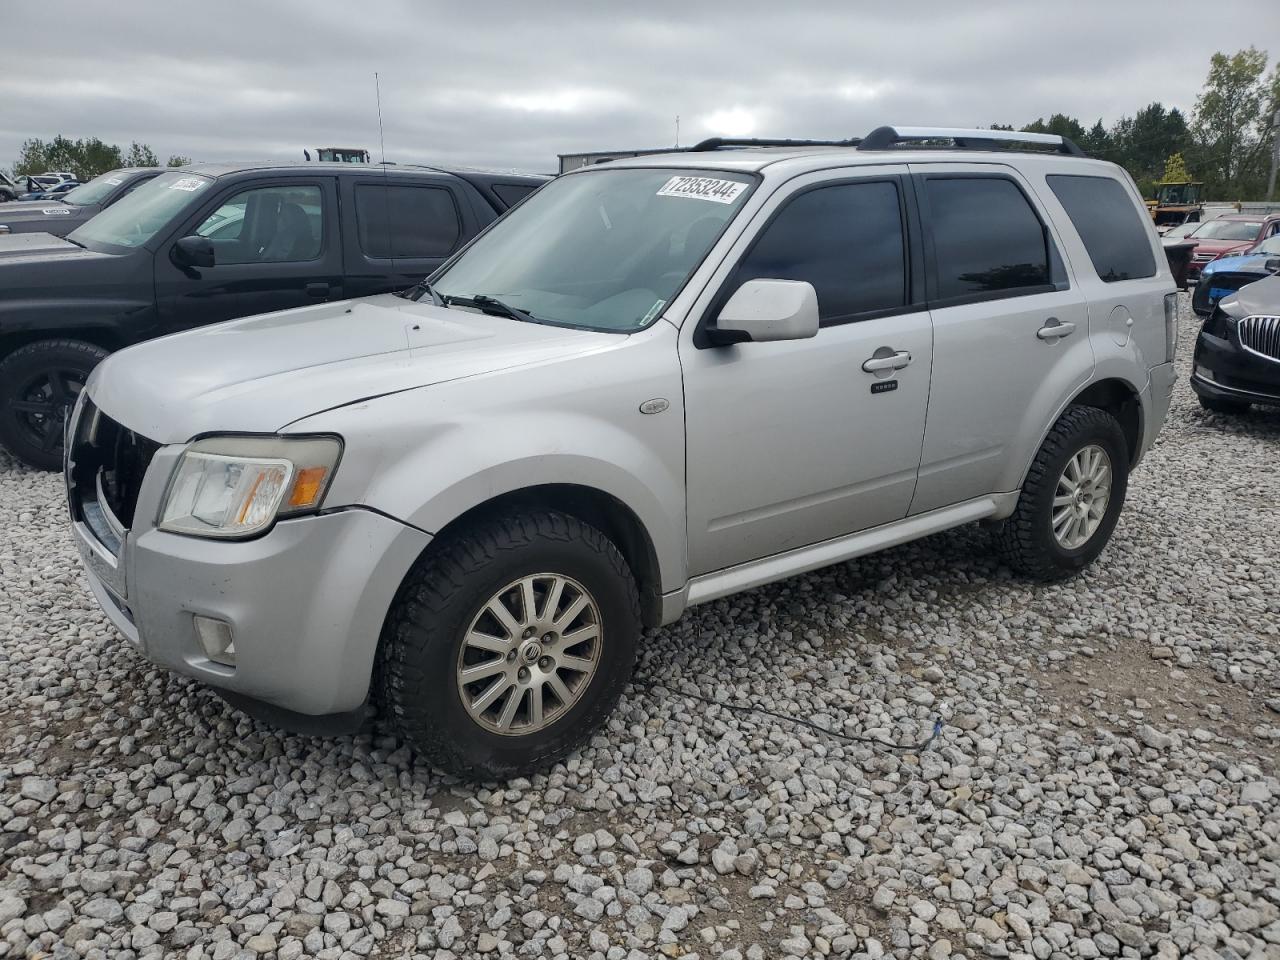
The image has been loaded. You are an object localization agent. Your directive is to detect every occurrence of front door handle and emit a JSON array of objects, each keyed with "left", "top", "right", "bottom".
[
  {"left": 862, "top": 349, "right": 912, "bottom": 373},
  {"left": 1037, "top": 318, "right": 1076, "bottom": 340},
  {"left": 306, "top": 282, "right": 330, "bottom": 298}
]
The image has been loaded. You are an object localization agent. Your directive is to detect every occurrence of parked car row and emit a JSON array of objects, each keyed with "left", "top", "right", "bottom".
[
  {"left": 0, "top": 167, "right": 161, "bottom": 237},
  {"left": 58, "top": 126, "right": 1183, "bottom": 777},
  {"left": 0, "top": 169, "right": 78, "bottom": 202}
]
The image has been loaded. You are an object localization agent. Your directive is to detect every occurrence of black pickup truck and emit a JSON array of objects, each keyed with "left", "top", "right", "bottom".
[
  {"left": 0, "top": 161, "right": 547, "bottom": 468},
  {"left": 0, "top": 167, "right": 163, "bottom": 237}
]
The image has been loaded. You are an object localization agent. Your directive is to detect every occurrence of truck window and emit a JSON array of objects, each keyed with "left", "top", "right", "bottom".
[
  {"left": 492, "top": 182, "right": 538, "bottom": 208},
  {"left": 925, "top": 177, "right": 1050, "bottom": 301},
  {"left": 194, "top": 186, "right": 323, "bottom": 264},
  {"left": 1047, "top": 175, "right": 1156, "bottom": 283},
  {"left": 728, "top": 180, "right": 907, "bottom": 325},
  {"left": 355, "top": 184, "right": 461, "bottom": 259}
]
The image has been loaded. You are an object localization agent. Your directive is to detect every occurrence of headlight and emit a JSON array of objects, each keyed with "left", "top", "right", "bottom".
[{"left": 159, "top": 435, "right": 341, "bottom": 539}]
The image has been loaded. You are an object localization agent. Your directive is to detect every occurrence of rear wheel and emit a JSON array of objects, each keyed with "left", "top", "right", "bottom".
[
  {"left": 0, "top": 339, "right": 109, "bottom": 470},
  {"left": 1198, "top": 395, "right": 1249, "bottom": 415},
  {"left": 997, "top": 406, "right": 1129, "bottom": 580},
  {"left": 378, "top": 510, "right": 640, "bottom": 779}
]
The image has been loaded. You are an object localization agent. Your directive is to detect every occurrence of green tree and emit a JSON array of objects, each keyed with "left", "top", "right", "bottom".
[
  {"left": 1192, "top": 47, "right": 1270, "bottom": 196},
  {"left": 14, "top": 135, "right": 123, "bottom": 180},
  {"left": 166, "top": 155, "right": 192, "bottom": 167},
  {"left": 122, "top": 141, "right": 159, "bottom": 167}
]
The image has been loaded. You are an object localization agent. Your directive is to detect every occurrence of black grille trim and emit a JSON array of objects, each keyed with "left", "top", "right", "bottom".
[{"left": 68, "top": 399, "right": 160, "bottom": 536}]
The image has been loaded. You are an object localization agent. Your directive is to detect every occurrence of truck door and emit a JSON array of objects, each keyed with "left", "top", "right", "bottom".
[
  {"left": 338, "top": 174, "right": 475, "bottom": 299},
  {"left": 154, "top": 176, "right": 343, "bottom": 333}
]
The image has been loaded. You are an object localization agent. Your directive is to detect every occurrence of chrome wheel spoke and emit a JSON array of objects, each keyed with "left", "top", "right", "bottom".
[
  {"left": 553, "top": 594, "right": 589, "bottom": 632},
  {"left": 470, "top": 676, "right": 510, "bottom": 714},
  {"left": 542, "top": 576, "right": 566, "bottom": 622},
  {"left": 561, "top": 624, "right": 599, "bottom": 648},
  {"left": 496, "top": 686, "right": 523, "bottom": 730},
  {"left": 485, "top": 597, "right": 522, "bottom": 640},
  {"left": 459, "top": 658, "right": 507, "bottom": 684},
  {"left": 528, "top": 682, "right": 545, "bottom": 728},
  {"left": 464, "top": 630, "right": 510, "bottom": 655},
  {"left": 559, "top": 654, "right": 595, "bottom": 674},
  {"left": 519, "top": 577, "right": 538, "bottom": 624},
  {"left": 546, "top": 672, "right": 574, "bottom": 706}
]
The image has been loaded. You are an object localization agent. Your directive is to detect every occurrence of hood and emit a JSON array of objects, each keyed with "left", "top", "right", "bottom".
[
  {"left": 1221, "top": 275, "right": 1280, "bottom": 320},
  {"left": 0, "top": 201, "right": 97, "bottom": 235},
  {"left": 88, "top": 294, "right": 620, "bottom": 443},
  {"left": 1201, "top": 252, "right": 1280, "bottom": 279},
  {"left": 1193, "top": 238, "right": 1253, "bottom": 255},
  {"left": 0, "top": 231, "right": 109, "bottom": 264}
]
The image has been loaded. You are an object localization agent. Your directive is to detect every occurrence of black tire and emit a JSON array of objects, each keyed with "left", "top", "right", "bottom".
[
  {"left": 996, "top": 406, "right": 1129, "bottom": 581},
  {"left": 0, "top": 339, "right": 109, "bottom": 471},
  {"left": 1198, "top": 395, "right": 1249, "bottom": 415},
  {"left": 378, "top": 510, "right": 640, "bottom": 780}
]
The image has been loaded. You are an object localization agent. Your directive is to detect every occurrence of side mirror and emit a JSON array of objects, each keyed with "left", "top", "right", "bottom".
[
  {"left": 707, "top": 278, "right": 820, "bottom": 345},
  {"left": 172, "top": 235, "right": 215, "bottom": 269}
]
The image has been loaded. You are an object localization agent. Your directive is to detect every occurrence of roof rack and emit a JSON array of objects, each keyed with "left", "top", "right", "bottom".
[
  {"left": 688, "top": 136, "right": 861, "bottom": 152},
  {"left": 857, "top": 125, "right": 1086, "bottom": 157}
]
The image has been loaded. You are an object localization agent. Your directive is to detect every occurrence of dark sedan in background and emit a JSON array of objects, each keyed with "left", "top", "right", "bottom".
[
  {"left": 1192, "top": 274, "right": 1280, "bottom": 415},
  {"left": 0, "top": 168, "right": 162, "bottom": 237}
]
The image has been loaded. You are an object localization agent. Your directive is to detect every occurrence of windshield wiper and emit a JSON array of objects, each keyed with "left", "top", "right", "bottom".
[
  {"left": 400, "top": 280, "right": 447, "bottom": 306},
  {"left": 456, "top": 294, "right": 546, "bottom": 326}
]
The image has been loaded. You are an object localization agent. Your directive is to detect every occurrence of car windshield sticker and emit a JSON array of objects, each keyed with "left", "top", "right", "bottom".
[
  {"left": 41, "top": 207, "right": 72, "bottom": 215},
  {"left": 168, "top": 177, "right": 206, "bottom": 192},
  {"left": 104, "top": 177, "right": 123, "bottom": 185},
  {"left": 656, "top": 176, "right": 746, "bottom": 204},
  {"left": 640, "top": 299, "right": 667, "bottom": 324}
]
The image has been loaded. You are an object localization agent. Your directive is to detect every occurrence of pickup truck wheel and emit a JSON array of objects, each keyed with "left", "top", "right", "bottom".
[
  {"left": 0, "top": 339, "right": 109, "bottom": 470},
  {"left": 996, "top": 405, "right": 1128, "bottom": 580},
  {"left": 379, "top": 510, "right": 640, "bottom": 779}
]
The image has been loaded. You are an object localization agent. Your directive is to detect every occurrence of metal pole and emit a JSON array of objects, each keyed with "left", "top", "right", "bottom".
[{"left": 1266, "top": 108, "right": 1280, "bottom": 201}]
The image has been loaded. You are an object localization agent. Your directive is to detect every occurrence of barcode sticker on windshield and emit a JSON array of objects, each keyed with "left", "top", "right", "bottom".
[
  {"left": 656, "top": 176, "right": 746, "bottom": 204},
  {"left": 168, "top": 177, "right": 206, "bottom": 192}
]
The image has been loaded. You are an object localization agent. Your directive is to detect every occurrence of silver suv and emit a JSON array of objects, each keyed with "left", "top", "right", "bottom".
[{"left": 66, "top": 126, "right": 1178, "bottom": 778}]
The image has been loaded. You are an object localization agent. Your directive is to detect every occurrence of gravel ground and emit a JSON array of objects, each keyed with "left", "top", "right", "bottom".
[{"left": 1, "top": 295, "right": 1278, "bottom": 960}]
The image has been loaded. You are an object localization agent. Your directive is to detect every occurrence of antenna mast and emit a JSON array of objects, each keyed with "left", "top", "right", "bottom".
[{"left": 375, "top": 72, "right": 387, "bottom": 164}]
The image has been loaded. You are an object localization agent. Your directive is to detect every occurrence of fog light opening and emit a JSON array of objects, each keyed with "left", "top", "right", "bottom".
[{"left": 194, "top": 615, "right": 236, "bottom": 666}]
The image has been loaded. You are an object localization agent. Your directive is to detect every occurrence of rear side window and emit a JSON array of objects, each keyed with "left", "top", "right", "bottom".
[
  {"left": 355, "top": 184, "right": 462, "bottom": 259},
  {"left": 1047, "top": 175, "right": 1156, "bottom": 282},
  {"left": 925, "top": 177, "right": 1050, "bottom": 300},
  {"left": 730, "top": 180, "right": 906, "bottom": 324},
  {"left": 492, "top": 182, "right": 537, "bottom": 208}
]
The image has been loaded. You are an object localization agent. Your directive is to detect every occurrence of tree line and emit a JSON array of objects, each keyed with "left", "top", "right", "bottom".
[
  {"left": 8, "top": 136, "right": 191, "bottom": 181},
  {"left": 995, "top": 47, "right": 1278, "bottom": 200}
]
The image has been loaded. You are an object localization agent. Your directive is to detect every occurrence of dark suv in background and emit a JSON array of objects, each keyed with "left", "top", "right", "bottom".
[{"left": 0, "top": 161, "right": 547, "bottom": 468}]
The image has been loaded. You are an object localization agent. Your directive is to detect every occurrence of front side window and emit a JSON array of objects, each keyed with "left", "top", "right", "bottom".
[
  {"left": 1047, "top": 175, "right": 1156, "bottom": 283},
  {"left": 355, "top": 184, "right": 461, "bottom": 259},
  {"left": 69, "top": 172, "right": 214, "bottom": 251},
  {"left": 193, "top": 185, "right": 323, "bottom": 264},
  {"left": 726, "top": 180, "right": 906, "bottom": 324},
  {"left": 433, "top": 168, "right": 754, "bottom": 331},
  {"left": 926, "top": 177, "right": 1050, "bottom": 300}
]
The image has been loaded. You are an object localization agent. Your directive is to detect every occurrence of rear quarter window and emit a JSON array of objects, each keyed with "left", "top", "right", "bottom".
[
  {"left": 1047, "top": 175, "right": 1156, "bottom": 283},
  {"left": 492, "top": 182, "right": 538, "bottom": 208}
]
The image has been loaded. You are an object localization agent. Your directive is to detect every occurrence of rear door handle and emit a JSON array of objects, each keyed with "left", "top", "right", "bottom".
[
  {"left": 1037, "top": 318, "right": 1076, "bottom": 340},
  {"left": 306, "top": 282, "right": 330, "bottom": 298},
  {"left": 862, "top": 349, "right": 912, "bottom": 373}
]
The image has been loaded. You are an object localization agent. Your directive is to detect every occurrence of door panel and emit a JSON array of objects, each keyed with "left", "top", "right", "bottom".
[
  {"left": 908, "top": 164, "right": 1092, "bottom": 514},
  {"left": 155, "top": 178, "right": 343, "bottom": 334},
  {"left": 680, "top": 167, "right": 932, "bottom": 577}
]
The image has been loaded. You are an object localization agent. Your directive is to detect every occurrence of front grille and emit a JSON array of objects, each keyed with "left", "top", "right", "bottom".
[
  {"left": 1192, "top": 254, "right": 1215, "bottom": 263},
  {"left": 67, "top": 399, "right": 160, "bottom": 543},
  {"left": 1239, "top": 315, "right": 1280, "bottom": 362}
]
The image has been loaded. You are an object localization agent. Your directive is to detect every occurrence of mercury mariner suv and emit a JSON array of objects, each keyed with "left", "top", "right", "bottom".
[{"left": 66, "top": 126, "right": 1178, "bottom": 778}]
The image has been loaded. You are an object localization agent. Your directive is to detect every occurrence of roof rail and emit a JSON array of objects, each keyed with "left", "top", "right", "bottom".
[
  {"left": 689, "top": 136, "right": 861, "bottom": 152},
  {"left": 857, "top": 125, "right": 1086, "bottom": 157}
]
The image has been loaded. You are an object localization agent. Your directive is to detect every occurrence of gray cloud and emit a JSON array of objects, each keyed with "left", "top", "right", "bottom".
[{"left": 0, "top": 0, "right": 1256, "bottom": 175}]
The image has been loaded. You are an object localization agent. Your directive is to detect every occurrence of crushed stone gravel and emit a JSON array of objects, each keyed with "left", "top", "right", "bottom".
[{"left": 1, "top": 295, "right": 1277, "bottom": 959}]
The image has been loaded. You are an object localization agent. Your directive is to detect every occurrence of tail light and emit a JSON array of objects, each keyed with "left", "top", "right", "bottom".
[{"left": 1163, "top": 292, "right": 1178, "bottom": 362}]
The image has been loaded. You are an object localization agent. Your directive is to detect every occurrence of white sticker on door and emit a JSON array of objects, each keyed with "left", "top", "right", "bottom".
[{"left": 656, "top": 176, "right": 746, "bottom": 204}]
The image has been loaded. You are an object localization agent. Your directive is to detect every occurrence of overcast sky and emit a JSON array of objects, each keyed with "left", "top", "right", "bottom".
[{"left": 2, "top": 1, "right": 1264, "bottom": 175}]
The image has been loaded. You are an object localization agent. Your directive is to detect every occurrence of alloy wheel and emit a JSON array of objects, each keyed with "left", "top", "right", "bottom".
[
  {"left": 456, "top": 573, "right": 602, "bottom": 736},
  {"left": 1052, "top": 443, "right": 1112, "bottom": 550}
]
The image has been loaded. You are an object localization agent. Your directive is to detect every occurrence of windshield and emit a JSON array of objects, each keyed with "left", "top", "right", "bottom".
[
  {"left": 432, "top": 167, "right": 755, "bottom": 331},
  {"left": 60, "top": 170, "right": 131, "bottom": 206},
  {"left": 1190, "top": 219, "right": 1262, "bottom": 241},
  {"left": 69, "top": 172, "right": 212, "bottom": 251},
  {"left": 1251, "top": 235, "right": 1280, "bottom": 256}
]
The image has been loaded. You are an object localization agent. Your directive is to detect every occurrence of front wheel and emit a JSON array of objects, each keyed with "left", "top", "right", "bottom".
[
  {"left": 378, "top": 511, "right": 640, "bottom": 779},
  {"left": 997, "top": 406, "right": 1129, "bottom": 580},
  {"left": 0, "top": 339, "right": 109, "bottom": 470}
]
